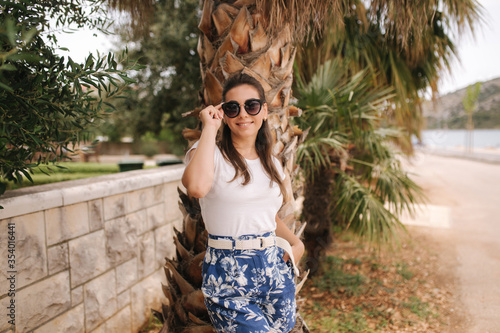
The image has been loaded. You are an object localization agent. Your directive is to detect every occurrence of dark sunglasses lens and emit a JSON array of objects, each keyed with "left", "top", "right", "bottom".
[
  {"left": 245, "top": 100, "right": 262, "bottom": 115},
  {"left": 222, "top": 102, "right": 239, "bottom": 118}
]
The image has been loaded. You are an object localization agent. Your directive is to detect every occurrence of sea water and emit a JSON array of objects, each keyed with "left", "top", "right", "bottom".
[{"left": 417, "top": 129, "right": 500, "bottom": 148}]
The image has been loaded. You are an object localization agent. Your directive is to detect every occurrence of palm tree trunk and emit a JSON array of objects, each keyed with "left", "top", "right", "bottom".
[{"left": 302, "top": 166, "right": 334, "bottom": 275}]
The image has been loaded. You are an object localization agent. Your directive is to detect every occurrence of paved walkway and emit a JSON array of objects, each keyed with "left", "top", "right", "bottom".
[{"left": 405, "top": 152, "right": 500, "bottom": 332}]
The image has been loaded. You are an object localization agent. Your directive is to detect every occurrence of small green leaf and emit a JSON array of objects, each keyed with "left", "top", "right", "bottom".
[
  {"left": 0, "top": 64, "right": 17, "bottom": 71},
  {"left": 118, "top": 74, "right": 136, "bottom": 84},
  {"left": 20, "top": 169, "right": 34, "bottom": 183}
]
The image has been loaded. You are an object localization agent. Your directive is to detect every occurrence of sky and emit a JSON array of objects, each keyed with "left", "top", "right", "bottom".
[
  {"left": 438, "top": 0, "right": 500, "bottom": 94},
  {"left": 54, "top": 0, "right": 500, "bottom": 96}
]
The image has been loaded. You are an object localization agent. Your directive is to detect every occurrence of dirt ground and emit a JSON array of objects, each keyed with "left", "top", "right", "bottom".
[
  {"left": 300, "top": 152, "right": 500, "bottom": 332},
  {"left": 299, "top": 225, "right": 465, "bottom": 332},
  {"left": 404, "top": 152, "right": 500, "bottom": 332}
]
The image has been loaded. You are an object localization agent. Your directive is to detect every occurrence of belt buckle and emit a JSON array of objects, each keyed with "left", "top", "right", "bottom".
[{"left": 257, "top": 237, "right": 266, "bottom": 250}]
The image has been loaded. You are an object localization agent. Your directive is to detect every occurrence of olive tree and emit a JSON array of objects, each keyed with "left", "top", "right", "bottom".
[{"left": 0, "top": 0, "right": 141, "bottom": 203}]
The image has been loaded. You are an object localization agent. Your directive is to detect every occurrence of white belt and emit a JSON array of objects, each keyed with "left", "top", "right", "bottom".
[{"left": 207, "top": 236, "right": 300, "bottom": 276}]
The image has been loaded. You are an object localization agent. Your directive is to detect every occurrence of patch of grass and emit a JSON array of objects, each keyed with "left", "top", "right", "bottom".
[
  {"left": 364, "top": 303, "right": 386, "bottom": 320},
  {"left": 138, "top": 313, "right": 163, "bottom": 333},
  {"left": 5, "top": 162, "right": 157, "bottom": 190},
  {"left": 313, "top": 256, "right": 366, "bottom": 296},
  {"left": 345, "top": 258, "right": 363, "bottom": 265},
  {"left": 403, "top": 296, "right": 433, "bottom": 319},
  {"left": 32, "top": 162, "right": 120, "bottom": 174},
  {"left": 6, "top": 173, "right": 115, "bottom": 190},
  {"left": 304, "top": 305, "right": 379, "bottom": 333},
  {"left": 395, "top": 262, "right": 414, "bottom": 280}
]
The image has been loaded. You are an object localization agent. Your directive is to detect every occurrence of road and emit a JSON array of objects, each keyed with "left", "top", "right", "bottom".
[{"left": 407, "top": 153, "right": 500, "bottom": 332}]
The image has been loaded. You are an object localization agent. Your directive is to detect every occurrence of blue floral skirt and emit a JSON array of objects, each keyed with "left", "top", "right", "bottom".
[{"left": 202, "top": 232, "right": 296, "bottom": 333}]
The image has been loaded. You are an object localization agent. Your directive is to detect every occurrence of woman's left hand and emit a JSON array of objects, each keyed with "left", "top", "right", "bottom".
[{"left": 283, "top": 240, "right": 305, "bottom": 265}]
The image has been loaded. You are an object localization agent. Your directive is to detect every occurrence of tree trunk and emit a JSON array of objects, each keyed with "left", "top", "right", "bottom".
[{"left": 302, "top": 166, "right": 334, "bottom": 276}]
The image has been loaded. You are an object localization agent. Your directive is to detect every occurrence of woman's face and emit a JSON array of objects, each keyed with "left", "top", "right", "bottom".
[{"left": 223, "top": 84, "right": 268, "bottom": 140}]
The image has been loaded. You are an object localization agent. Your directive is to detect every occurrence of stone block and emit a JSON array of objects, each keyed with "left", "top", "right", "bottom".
[
  {"left": 164, "top": 182, "right": 182, "bottom": 223},
  {"left": 155, "top": 224, "right": 175, "bottom": 269},
  {"left": 89, "top": 323, "right": 107, "bottom": 333},
  {"left": 84, "top": 269, "right": 117, "bottom": 331},
  {"left": 128, "top": 209, "right": 148, "bottom": 235},
  {"left": 71, "top": 286, "right": 83, "bottom": 306},
  {"left": 69, "top": 230, "right": 109, "bottom": 287},
  {"left": 17, "top": 271, "right": 71, "bottom": 332},
  {"left": 116, "top": 258, "right": 138, "bottom": 294},
  {"left": 0, "top": 212, "right": 47, "bottom": 296},
  {"left": 61, "top": 184, "right": 101, "bottom": 206},
  {"left": 137, "top": 231, "right": 156, "bottom": 278},
  {"left": 103, "top": 306, "right": 132, "bottom": 333},
  {"left": 0, "top": 189, "right": 62, "bottom": 220},
  {"left": 127, "top": 188, "right": 153, "bottom": 214},
  {"left": 33, "top": 303, "right": 84, "bottom": 333},
  {"left": 147, "top": 203, "right": 165, "bottom": 229},
  {"left": 48, "top": 243, "right": 69, "bottom": 274},
  {"left": 117, "top": 290, "right": 130, "bottom": 309},
  {"left": 46, "top": 202, "right": 89, "bottom": 246},
  {"left": 104, "top": 217, "right": 137, "bottom": 266},
  {"left": 103, "top": 193, "right": 127, "bottom": 221},
  {"left": 89, "top": 199, "right": 104, "bottom": 231},
  {"left": 0, "top": 295, "right": 15, "bottom": 331},
  {"left": 131, "top": 270, "right": 165, "bottom": 332},
  {"left": 153, "top": 184, "right": 164, "bottom": 204}
]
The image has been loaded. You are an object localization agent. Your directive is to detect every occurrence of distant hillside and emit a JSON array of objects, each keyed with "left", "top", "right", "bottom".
[{"left": 422, "top": 77, "right": 500, "bottom": 129}]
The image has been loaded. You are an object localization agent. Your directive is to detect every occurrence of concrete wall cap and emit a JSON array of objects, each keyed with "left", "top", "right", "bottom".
[{"left": 0, "top": 164, "right": 184, "bottom": 220}]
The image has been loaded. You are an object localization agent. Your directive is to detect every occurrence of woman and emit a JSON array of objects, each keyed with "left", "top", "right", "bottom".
[{"left": 182, "top": 73, "right": 304, "bottom": 333}]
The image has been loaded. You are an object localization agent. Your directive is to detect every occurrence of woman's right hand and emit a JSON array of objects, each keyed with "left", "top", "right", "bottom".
[{"left": 199, "top": 103, "right": 223, "bottom": 130}]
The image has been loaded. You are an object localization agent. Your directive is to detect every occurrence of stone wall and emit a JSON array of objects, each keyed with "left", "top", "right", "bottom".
[{"left": 0, "top": 164, "right": 185, "bottom": 333}]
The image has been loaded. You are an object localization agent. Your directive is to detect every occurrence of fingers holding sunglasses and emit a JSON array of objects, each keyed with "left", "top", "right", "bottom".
[
  {"left": 214, "top": 103, "right": 224, "bottom": 119},
  {"left": 199, "top": 104, "right": 223, "bottom": 129}
]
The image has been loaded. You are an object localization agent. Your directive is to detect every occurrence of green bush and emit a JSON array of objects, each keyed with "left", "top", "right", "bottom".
[{"left": 140, "top": 142, "right": 159, "bottom": 158}]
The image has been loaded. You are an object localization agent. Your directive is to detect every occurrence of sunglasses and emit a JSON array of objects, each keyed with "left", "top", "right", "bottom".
[{"left": 221, "top": 98, "right": 264, "bottom": 118}]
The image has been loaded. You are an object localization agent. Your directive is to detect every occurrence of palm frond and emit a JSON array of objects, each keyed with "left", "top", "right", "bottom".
[
  {"left": 108, "top": 0, "right": 155, "bottom": 32},
  {"left": 297, "top": 135, "right": 346, "bottom": 181},
  {"left": 256, "top": 0, "right": 344, "bottom": 42},
  {"left": 332, "top": 172, "right": 404, "bottom": 245},
  {"left": 295, "top": 0, "right": 483, "bottom": 146}
]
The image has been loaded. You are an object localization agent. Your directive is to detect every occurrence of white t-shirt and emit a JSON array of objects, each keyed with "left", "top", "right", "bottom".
[{"left": 185, "top": 141, "right": 284, "bottom": 237}]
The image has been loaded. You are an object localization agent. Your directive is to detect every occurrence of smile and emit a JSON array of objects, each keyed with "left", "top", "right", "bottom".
[{"left": 236, "top": 121, "right": 253, "bottom": 127}]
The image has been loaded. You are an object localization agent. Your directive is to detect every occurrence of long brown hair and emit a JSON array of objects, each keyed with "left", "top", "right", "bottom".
[{"left": 218, "top": 73, "right": 288, "bottom": 201}]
